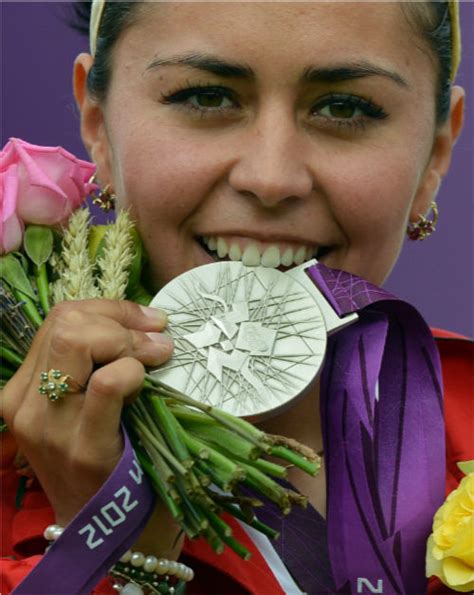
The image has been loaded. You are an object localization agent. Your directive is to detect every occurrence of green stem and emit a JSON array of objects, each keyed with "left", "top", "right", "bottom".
[
  {"left": 13, "top": 289, "right": 43, "bottom": 327},
  {"left": 35, "top": 264, "right": 50, "bottom": 315},
  {"left": 0, "top": 344, "right": 24, "bottom": 368},
  {"left": 220, "top": 534, "right": 252, "bottom": 560},
  {"left": 240, "top": 461, "right": 290, "bottom": 514},
  {"left": 0, "top": 366, "right": 15, "bottom": 381},
  {"left": 237, "top": 455, "right": 288, "bottom": 479},
  {"left": 134, "top": 449, "right": 183, "bottom": 522},
  {"left": 201, "top": 507, "right": 233, "bottom": 538},
  {"left": 182, "top": 432, "right": 246, "bottom": 486},
  {"left": 149, "top": 395, "right": 193, "bottom": 467},
  {"left": 144, "top": 377, "right": 269, "bottom": 452},
  {"left": 184, "top": 423, "right": 261, "bottom": 461},
  {"left": 128, "top": 410, "right": 189, "bottom": 477},
  {"left": 203, "top": 526, "right": 224, "bottom": 554},
  {"left": 220, "top": 502, "right": 280, "bottom": 540},
  {"left": 270, "top": 445, "right": 320, "bottom": 476},
  {"left": 177, "top": 483, "right": 209, "bottom": 531}
]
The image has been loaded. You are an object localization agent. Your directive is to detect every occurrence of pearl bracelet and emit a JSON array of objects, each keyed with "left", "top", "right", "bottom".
[
  {"left": 110, "top": 549, "right": 193, "bottom": 595},
  {"left": 43, "top": 525, "right": 194, "bottom": 595}
]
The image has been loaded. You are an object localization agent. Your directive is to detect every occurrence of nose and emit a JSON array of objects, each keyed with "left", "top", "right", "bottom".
[{"left": 227, "top": 108, "right": 314, "bottom": 208}]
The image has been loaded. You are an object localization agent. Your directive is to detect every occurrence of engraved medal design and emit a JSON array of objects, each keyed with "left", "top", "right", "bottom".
[{"left": 149, "top": 262, "right": 327, "bottom": 419}]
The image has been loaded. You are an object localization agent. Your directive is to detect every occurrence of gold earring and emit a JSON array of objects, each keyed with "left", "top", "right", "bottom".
[
  {"left": 407, "top": 201, "right": 438, "bottom": 241},
  {"left": 88, "top": 173, "right": 116, "bottom": 212}
]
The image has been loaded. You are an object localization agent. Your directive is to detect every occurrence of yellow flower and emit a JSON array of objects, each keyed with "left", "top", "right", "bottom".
[{"left": 426, "top": 462, "right": 474, "bottom": 592}]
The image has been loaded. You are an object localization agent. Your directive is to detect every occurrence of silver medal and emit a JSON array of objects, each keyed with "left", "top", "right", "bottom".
[{"left": 149, "top": 260, "right": 356, "bottom": 420}]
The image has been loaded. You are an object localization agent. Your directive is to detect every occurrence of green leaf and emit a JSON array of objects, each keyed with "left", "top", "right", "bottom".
[
  {"left": 0, "top": 254, "right": 37, "bottom": 300},
  {"left": 88, "top": 225, "right": 108, "bottom": 261},
  {"left": 23, "top": 225, "right": 54, "bottom": 267},
  {"left": 457, "top": 460, "right": 474, "bottom": 475},
  {"left": 126, "top": 227, "right": 144, "bottom": 292}
]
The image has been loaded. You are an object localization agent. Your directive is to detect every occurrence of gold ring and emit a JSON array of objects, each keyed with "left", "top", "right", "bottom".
[{"left": 38, "top": 369, "right": 84, "bottom": 403}]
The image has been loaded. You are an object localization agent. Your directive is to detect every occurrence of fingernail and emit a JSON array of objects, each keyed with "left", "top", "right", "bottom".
[
  {"left": 140, "top": 305, "right": 168, "bottom": 325},
  {"left": 146, "top": 332, "right": 174, "bottom": 349}
]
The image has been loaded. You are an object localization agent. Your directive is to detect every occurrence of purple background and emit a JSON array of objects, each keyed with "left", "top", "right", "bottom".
[{"left": 2, "top": 2, "right": 473, "bottom": 336}]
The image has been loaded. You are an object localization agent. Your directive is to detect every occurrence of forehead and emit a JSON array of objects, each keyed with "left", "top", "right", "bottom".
[{"left": 114, "top": 2, "right": 430, "bottom": 85}]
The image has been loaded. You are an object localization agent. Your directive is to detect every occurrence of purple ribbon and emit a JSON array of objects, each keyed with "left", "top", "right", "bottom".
[
  {"left": 308, "top": 264, "right": 445, "bottom": 594},
  {"left": 13, "top": 427, "right": 155, "bottom": 594}
]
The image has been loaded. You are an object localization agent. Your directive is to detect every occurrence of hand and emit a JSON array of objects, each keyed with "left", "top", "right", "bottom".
[{"left": 1, "top": 299, "right": 173, "bottom": 527}]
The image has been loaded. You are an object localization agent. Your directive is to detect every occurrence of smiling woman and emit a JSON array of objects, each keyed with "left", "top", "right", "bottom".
[
  {"left": 75, "top": 2, "right": 463, "bottom": 291},
  {"left": 1, "top": 2, "right": 473, "bottom": 595}
]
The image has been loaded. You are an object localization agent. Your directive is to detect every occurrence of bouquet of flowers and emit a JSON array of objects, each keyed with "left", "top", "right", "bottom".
[{"left": 0, "top": 138, "right": 320, "bottom": 558}]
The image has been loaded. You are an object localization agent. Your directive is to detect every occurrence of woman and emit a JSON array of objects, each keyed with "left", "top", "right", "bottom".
[{"left": 1, "top": 1, "right": 472, "bottom": 593}]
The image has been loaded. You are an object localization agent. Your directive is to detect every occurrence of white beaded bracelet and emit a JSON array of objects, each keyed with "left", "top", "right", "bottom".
[
  {"left": 43, "top": 524, "right": 64, "bottom": 542},
  {"left": 118, "top": 549, "right": 194, "bottom": 582},
  {"left": 43, "top": 525, "right": 194, "bottom": 595}
]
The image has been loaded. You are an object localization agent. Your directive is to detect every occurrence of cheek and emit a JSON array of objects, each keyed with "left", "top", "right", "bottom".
[
  {"left": 322, "top": 143, "right": 426, "bottom": 283},
  {"left": 327, "top": 145, "right": 423, "bottom": 241},
  {"left": 111, "top": 127, "right": 226, "bottom": 228}
]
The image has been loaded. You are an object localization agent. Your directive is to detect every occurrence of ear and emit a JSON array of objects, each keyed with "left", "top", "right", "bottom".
[
  {"left": 409, "top": 85, "right": 465, "bottom": 223},
  {"left": 73, "top": 53, "right": 113, "bottom": 187}
]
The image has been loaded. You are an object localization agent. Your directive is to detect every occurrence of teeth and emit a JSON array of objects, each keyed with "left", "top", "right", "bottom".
[
  {"left": 261, "top": 245, "right": 281, "bottom": 268},
  {"left": 202, "top": 236, "right": 318, "bottom": 269},
  {"left": 294, "top": 246, "right": 306, "bottom": 265},
  {"left": 242, "top": 244, "right": 261, "bottom": 266},
  {"left": 228, "top": 243, "right": 242, "bottom": 261},
  {"left": 217, "top": 238, "right": 228, "bottom": 258},
  {"left": 280, "top": 247, "right": 294, "bottom": 267}
]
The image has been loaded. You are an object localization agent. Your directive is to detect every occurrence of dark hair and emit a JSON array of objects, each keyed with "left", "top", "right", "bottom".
[
  {"left": 69, "top": 1, "right": 454, "bottom": 125},
  {"left": 401, "top": 1, "right": 454, "bottom": 124},
  {"left": 70, "top": 1, "right": 141, "bottom": 101}
]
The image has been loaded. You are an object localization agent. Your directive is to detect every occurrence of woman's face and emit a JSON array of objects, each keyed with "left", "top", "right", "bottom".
[{"left": 80, "top": 1, "right": 452, "bottom": 290}]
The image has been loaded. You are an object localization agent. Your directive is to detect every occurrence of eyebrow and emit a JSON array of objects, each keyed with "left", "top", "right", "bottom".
[
  {"left": 145, "top": 53, "right": 408, "bottom": 88},
  {"left": 302, "top": 61, "right": 408, "bottom": 88},
  {"left": 146, "top": 53, "right": 254, "bottom": 79}
]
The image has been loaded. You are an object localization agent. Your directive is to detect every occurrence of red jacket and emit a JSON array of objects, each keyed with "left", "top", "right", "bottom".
[{"left": 1, "top": 331, "right": 472, "bottom": 594}]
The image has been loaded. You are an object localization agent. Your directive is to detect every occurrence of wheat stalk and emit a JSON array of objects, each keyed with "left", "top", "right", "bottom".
[
  {"left": 96, "top": 210, "right": 134, "bottom": 300},
  {"left": 51, "top": 207, "right": 100, "bottom": 302}
]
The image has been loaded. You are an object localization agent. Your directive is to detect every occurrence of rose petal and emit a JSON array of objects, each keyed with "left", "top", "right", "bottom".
[
  {"left": 442, "top": 557, "right": 474, "bottom": 591},
  {"left": 0, "top": 213, "right": 23, "bottom": 254}
]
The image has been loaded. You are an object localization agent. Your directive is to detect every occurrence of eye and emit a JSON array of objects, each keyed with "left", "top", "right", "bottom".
[
  {"left": 161, "top": 84, "right": 238, "bottom": 114},
  {"left": 310, "top": 93, "right": 387, "bottom": 128},
  {"left": 318, "top": 102, "right": 364, "bottom": 119},
  {"left": 188, "top": 90, "right": 234, "bottom": 109}
]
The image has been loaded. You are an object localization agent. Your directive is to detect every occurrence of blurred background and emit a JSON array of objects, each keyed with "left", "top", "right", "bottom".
[{"left": 2, "top": 2, "right": 473, "bottom": 336}]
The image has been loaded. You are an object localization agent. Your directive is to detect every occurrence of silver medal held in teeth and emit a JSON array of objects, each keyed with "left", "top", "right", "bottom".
[{"left": 149, "top": 260, "right": 356, "bottom": 420}]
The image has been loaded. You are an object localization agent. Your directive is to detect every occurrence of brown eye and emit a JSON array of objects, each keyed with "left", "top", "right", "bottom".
[
  {"left": 195, "top": 92, "right": 227, "bottom": 108},
  {"left": 318, "top": 102, "right": 362, "bottom": 119},
  {"left": 327, "top": 102, "right": 356, "bottom": 118}
]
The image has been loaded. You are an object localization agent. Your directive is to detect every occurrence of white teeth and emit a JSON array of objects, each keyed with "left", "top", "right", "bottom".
[
  {"left": 261, "top": 245, "right": 281, "bottom": 268},
  {"left": 242, "top": 244, "right": 261, "bottom": 266},
  {"left": 280, "top": 247, "right": 294, "bottom": 267},
  {"left": 228, "top": 243, "right": 242, "bottom": 261},
  {"left": 294, "top": 246, "right": 306, "bottom": 265},
  {"left": 202, "top": 236, "right": 317, "bottom": 268},
  {"left": 217, "top": 238, "right": 228, "bottom": 258}
]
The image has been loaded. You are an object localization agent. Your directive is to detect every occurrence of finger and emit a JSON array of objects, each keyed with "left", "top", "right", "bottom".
[
  {"left": 42, "top": 315, "right": 173, "bottom": 387},
  {"left": 80, "top": 357, "right": 145, "bottom": 443},
  {"left": 46, "top": 300, "right": 169, "bottom": 333}
]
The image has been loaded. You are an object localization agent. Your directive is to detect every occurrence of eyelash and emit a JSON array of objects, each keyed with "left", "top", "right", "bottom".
[{"left": 160, "top": 83, "right": 388, "bottom": 130}]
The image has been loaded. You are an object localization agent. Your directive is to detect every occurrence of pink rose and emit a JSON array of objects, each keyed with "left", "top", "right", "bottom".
[
  {"left": 0, "top": 163, "right": 24, "bottom": 253},
  {"left": 0, "top": 139, "right": 96, "bottom": 250}
]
